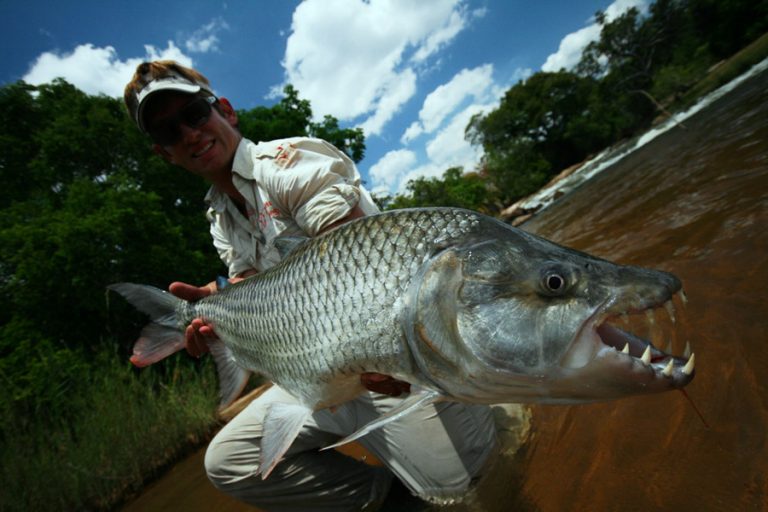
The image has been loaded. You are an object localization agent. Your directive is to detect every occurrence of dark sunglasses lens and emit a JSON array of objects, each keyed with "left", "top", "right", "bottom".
[
  {"left": 148, "top": 98, "right": 214, "bottom": 145},
  {"left": 181, "top": 99, "right": 213, "bottom": 128},
  {"left": 149, "top": 122, "right": 180, "bottom": 146}
]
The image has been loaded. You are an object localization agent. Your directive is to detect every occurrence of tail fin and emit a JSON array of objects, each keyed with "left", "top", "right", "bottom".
[{"left": 108, "top": 283, "right": 187, "bottom": 367}]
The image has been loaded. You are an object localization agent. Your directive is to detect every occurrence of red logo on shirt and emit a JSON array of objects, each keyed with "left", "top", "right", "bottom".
[
  {"left": 275, "top": 144, "right": 298, "bottom": 167},
  {"left": 258, "top": 201, "right": 281, "bottom": 229}
]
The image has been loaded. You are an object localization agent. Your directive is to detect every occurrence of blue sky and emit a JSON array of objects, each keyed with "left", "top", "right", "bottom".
[{"left": 1, "top": 0, "right": 645, "bottom": 197}]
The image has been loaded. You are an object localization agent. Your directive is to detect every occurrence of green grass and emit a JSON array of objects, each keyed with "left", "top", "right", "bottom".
[
  {"left": 677, "top": 31, "right": 768, "bottom": 109},
  {"left": 0, "top": 349, "right": 220, "bottom": 511}
]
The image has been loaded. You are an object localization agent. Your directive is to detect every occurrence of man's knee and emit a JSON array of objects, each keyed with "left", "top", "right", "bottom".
[{"left": 204, "top": 434, "right": 255, "bottom": 491}]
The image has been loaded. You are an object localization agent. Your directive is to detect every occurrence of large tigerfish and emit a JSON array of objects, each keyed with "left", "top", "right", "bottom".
[{"left": 110, "top": 207, "right": 695, "bottom": 477}]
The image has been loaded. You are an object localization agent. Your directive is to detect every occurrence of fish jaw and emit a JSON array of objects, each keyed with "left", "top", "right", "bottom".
[
  {"left": 544, "top": 292, "right": 695, "bottom": 403},
  {"left": 404, "top": 217, "right": 696, "bottom": 405}
]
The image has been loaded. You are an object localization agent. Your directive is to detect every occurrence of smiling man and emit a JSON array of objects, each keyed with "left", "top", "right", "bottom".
[{"left": 123, "top": 61, "right": 498, "bottom": 511}]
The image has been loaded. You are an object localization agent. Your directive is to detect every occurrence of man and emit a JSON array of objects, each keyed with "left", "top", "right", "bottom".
[{"left": 124, "top": 60, "right": 498, "bottom": 511}]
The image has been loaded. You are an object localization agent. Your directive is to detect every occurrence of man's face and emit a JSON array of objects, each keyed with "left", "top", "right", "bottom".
[{"left": 146, "top": 93, "right": 242, "bottom": 180}]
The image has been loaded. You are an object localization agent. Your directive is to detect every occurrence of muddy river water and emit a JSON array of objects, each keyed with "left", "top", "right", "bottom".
[
  {"left": 516, "top": 66, "right": 768, "bottom": 512},
  {"left": 122, "top": 67, "right": 768, "bottom": 511}
]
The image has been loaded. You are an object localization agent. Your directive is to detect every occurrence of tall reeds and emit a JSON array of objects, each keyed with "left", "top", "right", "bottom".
[{"left": 0, "top": 347, "right": 219, "bottom": 511}]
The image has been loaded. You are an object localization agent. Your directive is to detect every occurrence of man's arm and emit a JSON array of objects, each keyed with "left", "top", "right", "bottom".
[{"left": 317, "top": 204, "right": 367, "bottom": 234}]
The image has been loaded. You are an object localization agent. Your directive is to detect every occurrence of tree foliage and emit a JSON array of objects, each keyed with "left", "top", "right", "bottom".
[
  {"left": 238, "top": 85, "right": 366, "bottom": 163},
  {"left": 0, "top": 79, "right": 363, "bottom": 421},
  {"left": 386, "top": 167, "right": 494, "bottom": 212}
]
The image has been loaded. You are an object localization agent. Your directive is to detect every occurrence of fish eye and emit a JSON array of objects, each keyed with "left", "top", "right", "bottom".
[
  {"left": 540, "top": 269, "right": 569, "bottom": 296},
  {"left": 546, "top": 274, "right": 564, "bottom": 291}
]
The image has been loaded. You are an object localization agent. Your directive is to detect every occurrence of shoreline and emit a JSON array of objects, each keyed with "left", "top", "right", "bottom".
[{"left": 501, "top": 32, "right": 768, "bottom": 225}]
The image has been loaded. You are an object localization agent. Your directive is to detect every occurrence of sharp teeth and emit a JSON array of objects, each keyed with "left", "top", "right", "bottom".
[
  {"left": 684, "top": 341, "right": 692, "bottom": 358},
  {"left": 662, "top": 359, "right": 674, "bottom": 377},
  {"left": 622, "top": 343, "right": 630, "bottom": 354},
  {"left": 680, "top": 290, "right": 688, "bottom": 305},
  {"left": 641, "top": 345, "right": 652, "bottom": 365},
  {"left": 682, "top": 353, "right": 695, "bottom": 375}
]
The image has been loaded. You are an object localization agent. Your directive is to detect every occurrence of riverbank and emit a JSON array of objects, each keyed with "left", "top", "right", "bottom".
[
  {"left": 0, "top": 351, "right": 221, "bottom": 512},
  {"left": 501, "top": 31, "right": 768, "bottom": 223}
]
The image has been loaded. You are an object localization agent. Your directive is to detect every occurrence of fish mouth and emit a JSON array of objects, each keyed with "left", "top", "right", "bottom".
[{"left": 561, "top": 290, "right": 695, "bottom": 388}]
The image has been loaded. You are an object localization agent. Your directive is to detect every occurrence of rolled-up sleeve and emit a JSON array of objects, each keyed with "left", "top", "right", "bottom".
[{"left": 266, "top": 139, "right": 363, "bottom": 236}]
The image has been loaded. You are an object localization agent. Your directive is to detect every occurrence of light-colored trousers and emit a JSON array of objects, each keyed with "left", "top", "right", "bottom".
[{"left": 204, "top": 385, "right": 498, "bottom": 511}]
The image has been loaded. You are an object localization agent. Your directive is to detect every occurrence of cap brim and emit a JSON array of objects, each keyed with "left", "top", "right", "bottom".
[{"left": 136, "top": 82, "right": 203, "bottom": 132}]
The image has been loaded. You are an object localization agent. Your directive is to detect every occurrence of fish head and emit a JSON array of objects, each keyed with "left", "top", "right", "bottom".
[{"left": 406, "top": 216, "right": 694, "bottom": 404}]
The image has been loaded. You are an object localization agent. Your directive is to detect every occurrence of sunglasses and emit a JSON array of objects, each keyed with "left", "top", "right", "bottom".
[{"left": 147, "top": 96, "right": 218, "bottom": 146}]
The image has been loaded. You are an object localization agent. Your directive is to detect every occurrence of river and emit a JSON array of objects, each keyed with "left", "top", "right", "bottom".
[{"left": 121, "top": 64, "right": 768, "bottom": 511}]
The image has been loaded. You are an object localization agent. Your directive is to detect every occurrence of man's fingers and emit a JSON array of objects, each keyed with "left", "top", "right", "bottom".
[
  {"left": 360, "top": 373, "right": 411, "bottom": 396},
  {"left": 184, "top": 319, "right": 214, "bottom": 357},
  {"left": 361, "top": 372, "right": 390, "bottom": 383},
  {"left": 169, "top": 281, "right": 214, "bottom": 301}
]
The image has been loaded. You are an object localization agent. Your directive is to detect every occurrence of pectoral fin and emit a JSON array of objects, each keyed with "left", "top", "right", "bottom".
[
  {"left": 322, "top": 388, "right": 442, "bottom": 450},
  {"left": 208, "top": 341, "right": 251, "bottom": 408},
  {"left": 258, "top": 402, "right": 313, "bottom": 479}
]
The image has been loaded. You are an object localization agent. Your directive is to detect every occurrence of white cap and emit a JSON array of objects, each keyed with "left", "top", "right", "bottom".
[{"left": 132, "top": 69, "right": 215, "bottom": 132}]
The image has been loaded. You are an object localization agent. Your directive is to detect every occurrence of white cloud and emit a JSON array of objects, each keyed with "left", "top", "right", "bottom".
[
  {"left": 282, "top": 0, "right": 473, "bottom": 135},
  {"left": 372, "top": 63, "right": 523, "bottom": 195},
  {"left": 371, "top": 102, "right": 495, "bottom": 195},
  {"left": 603, "top": 0, "right": 649, "bottom": 19},
  {"left": 541, "top": 24, "right": 600, "bottom": 72},
  {"left": 401, "top": 64, "right": 494, "bottom": 143},
  {"left": 402, "top": 121, "right": 423, "bottom": 143},
  {"left": 358, "top": 68, "right": 417, "bottom": 137},
  {"left": 22, "top": 42, "right": 193, "bottom": 97},
  {"left": 185, "top": 17, "right": 230, "bottom": 53},
  {"left": 424, "top": 103, "right": 487, "bottom": 169},
  {"left": 542, "top": 0, "right": 648, "bottom": 72},
  {"left": 368, "top": 148, "right": 417, "bottom": 194},
  {"left": 410, "top": 8, "right": 467, "bottom": 63}
]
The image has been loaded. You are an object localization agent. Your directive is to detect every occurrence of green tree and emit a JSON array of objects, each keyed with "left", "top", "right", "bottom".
[
  {"left": 0, "top": 78, "right": 364, "bottom": 354},
  {"left": 238, "top": 84, "right": 366, "bottom": 163},
  {"left": 688, "top": 0, "right": 768, "bottom": 59},
  {"left": 466, "top": 71, "right": 620, "bottom": 204},
  {"left": 387, "top": 167, "right": 493, "bottom": 212}
]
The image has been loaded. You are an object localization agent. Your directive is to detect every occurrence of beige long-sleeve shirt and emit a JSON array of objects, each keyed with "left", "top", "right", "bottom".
[{"left": 205, "top": 137, "right": 379, "bottom": 276}]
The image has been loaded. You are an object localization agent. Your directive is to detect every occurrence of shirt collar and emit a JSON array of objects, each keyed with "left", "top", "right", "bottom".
[
  {"left": 204, "top": 185, "right": 227, "bottom": 212},
  {"left": 205, "top": 138, "right": 254, "bottom": 212},
  {"left": 231, "top": 137, "right": 256, "bottom": 180}
]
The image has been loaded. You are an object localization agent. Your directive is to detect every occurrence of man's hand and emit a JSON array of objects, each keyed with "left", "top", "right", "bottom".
[
  {"left": 169, "top": 277, "right": 247, "bottom": 357},
  {"left": 361, "top": 373, "right": 411, "bottom": 397},
  {"left": 169, "top": 281, "right": 217, "bottom": 357}
]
